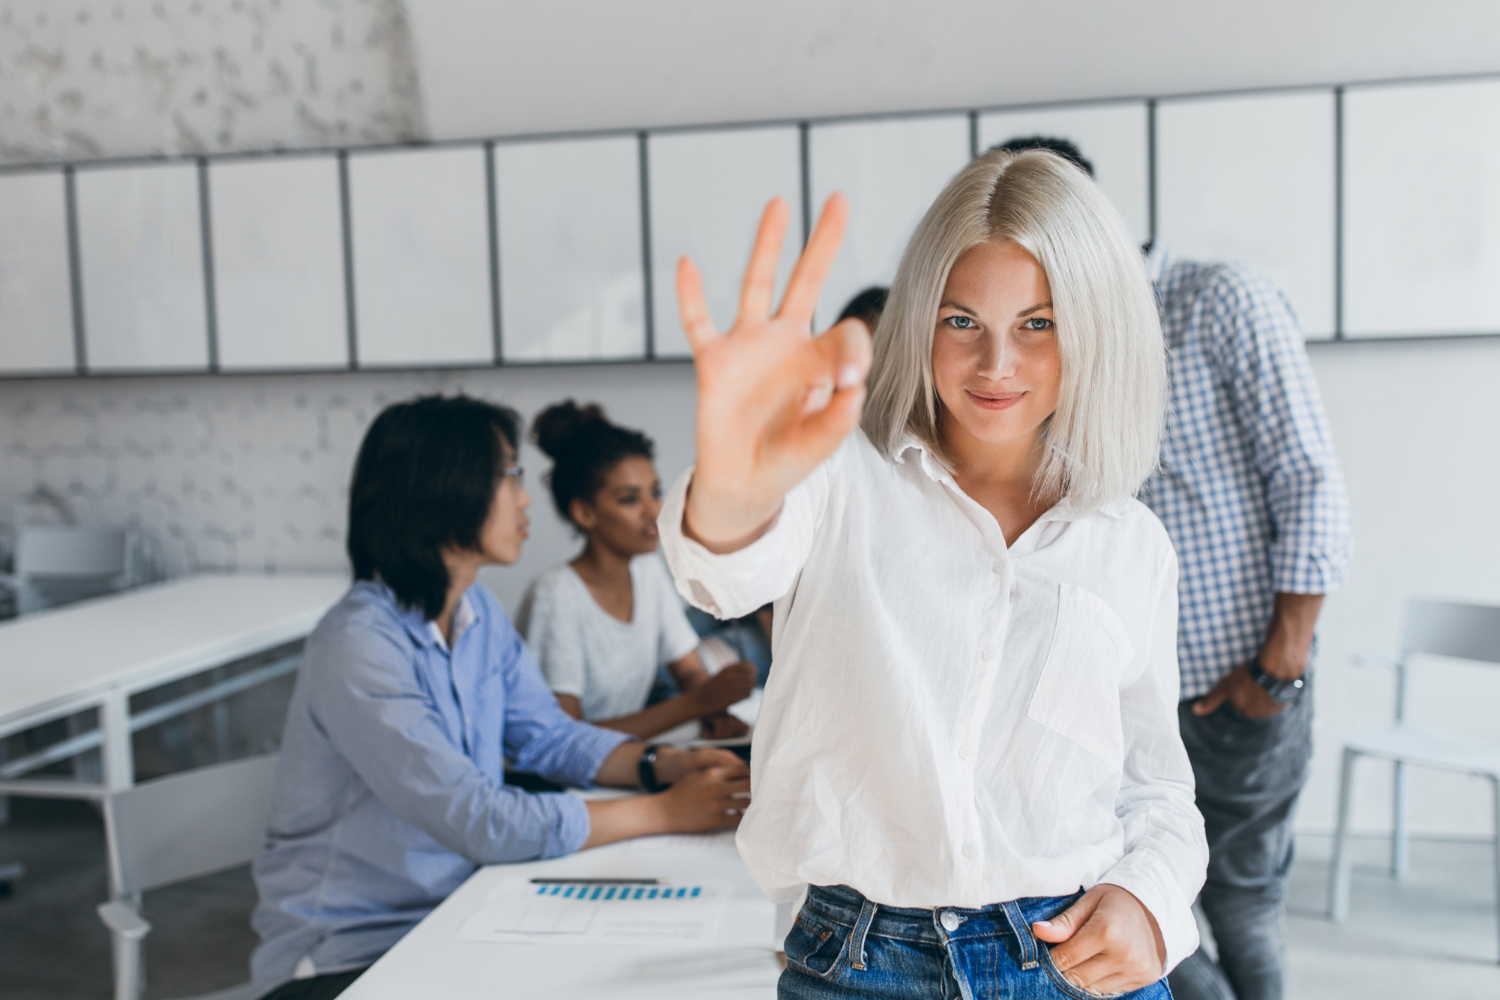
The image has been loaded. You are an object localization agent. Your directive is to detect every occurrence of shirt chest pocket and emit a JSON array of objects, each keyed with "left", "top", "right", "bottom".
[{"left": 1025, "top": 583, "right": 1135, "bottom": 772}]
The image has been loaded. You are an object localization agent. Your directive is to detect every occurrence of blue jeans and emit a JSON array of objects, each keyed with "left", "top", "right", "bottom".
[{"left": 780, "top": 884, "right": 1173, "bottom": 1000}]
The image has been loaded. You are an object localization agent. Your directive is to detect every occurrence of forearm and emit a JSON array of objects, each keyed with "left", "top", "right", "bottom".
[
  {"left": 581, "top": 795, "right": 671, "bottom": 849},
  {"left": 590, "top": 739, "right": 645, "bottom": 787},
  {"left": 1259, "top": 592, "right": 1324, "bottom": 680},
  {"left": 590, "top": 691, "right": 710, "bottom": 741},
  {"left": 684, "top": 477, "right": 782, "bottom": 554}
]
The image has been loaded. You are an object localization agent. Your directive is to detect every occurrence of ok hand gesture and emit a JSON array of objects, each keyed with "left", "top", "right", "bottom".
[{"left": 679, "top": 194, "right": 873, "bottom": 553}]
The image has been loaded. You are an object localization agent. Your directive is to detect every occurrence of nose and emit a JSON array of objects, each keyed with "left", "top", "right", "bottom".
[
  {"left": 977, "top": 329, "right": 1018, "bottom": 380},
  {"left": 517, "top": 486, "right": 532, "bottom": 510}
]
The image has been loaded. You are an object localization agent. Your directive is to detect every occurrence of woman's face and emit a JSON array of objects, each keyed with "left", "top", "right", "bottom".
[
  {"left": 476, "top": 442, "right": 531, "bottom": 566},
  {"left": 931, "top": 239, "right": 1062, "bottom": 458},
  {"left": 571, "top": 455, "right": 663, "bottom": 557}
]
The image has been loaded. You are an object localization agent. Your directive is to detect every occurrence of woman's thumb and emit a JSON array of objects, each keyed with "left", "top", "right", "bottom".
[{"left": 1033, "top": 897, "right": 1092, "bottom": 943}]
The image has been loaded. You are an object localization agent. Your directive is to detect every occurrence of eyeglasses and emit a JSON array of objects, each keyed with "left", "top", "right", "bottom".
[{"left": 500, "top": 464, "right": 525, "bottom": 489}]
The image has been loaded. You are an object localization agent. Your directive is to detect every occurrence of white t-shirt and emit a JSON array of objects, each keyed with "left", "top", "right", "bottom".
[{"left": 517, "top": 555, "right": 702, "bottom": 722}]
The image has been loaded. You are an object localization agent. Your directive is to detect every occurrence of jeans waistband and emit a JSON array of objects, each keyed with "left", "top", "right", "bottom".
[{"left": 802, "top": 884, "right": 1083, "bottom": 945}]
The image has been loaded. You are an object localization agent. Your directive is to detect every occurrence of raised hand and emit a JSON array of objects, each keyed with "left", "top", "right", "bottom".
[{"left": 678, "top": 194, "right": 873, "bottom": 553}]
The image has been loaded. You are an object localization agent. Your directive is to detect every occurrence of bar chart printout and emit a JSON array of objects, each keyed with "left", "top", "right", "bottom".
[{"left": 457, "top": 878, "right": 732, "bottom": 946}]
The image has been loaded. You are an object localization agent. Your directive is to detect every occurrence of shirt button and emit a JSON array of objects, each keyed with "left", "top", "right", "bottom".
[
  {"left": 980, "top": 648, "right": 996, "bottom": 662},
  {"left": 940, "top": 909, "right": 962, "bottom": 932},
  {"left": 959, "top": 742, "right": 975, "bottom": 760},
  {"left": 963, "top": 843, "right": 978, "bottom": 860}
]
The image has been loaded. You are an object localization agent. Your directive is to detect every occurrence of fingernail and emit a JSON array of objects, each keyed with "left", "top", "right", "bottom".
[
  {"left": 837, "top": 364, "right": 861, "bottom": 389},
  {"left": 1036, "top": 919, "right": 1052, "bottom": 928}
]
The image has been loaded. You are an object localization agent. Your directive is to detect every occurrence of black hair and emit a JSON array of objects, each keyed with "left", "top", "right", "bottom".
[
  {"left": 990, "top": 136, "right": 1096, "bottom": 178},
  {"left": 837, "top": 286, "right": 889, "bottom": 328},
  {"left": 347, "top": 394, "right": 521, "bottom": 619},
  {"left": 532, "top": 400, "right": 655, "bottom": 528}
]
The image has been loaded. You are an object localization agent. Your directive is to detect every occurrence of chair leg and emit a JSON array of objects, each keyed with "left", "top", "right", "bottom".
[
  {"left": 1392, "top": 761, "right": 1410, "bottom": 878},
  {"left": 111, "top": 925, "right": 144, "bottom": 1000},
  {"left": 1329, "top": 747, "right": 1359, "bottom": 922},
  {"left": 1491, "top": 777, "right": 1500, "bottom": 965}
]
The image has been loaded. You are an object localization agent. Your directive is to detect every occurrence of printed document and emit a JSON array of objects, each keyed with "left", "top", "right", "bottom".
[{"left": 458, "top": 877, "right": 731, "bottom": 947}]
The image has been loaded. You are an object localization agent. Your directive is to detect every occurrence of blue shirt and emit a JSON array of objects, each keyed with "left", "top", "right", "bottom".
[
  {"left": 249, "top": 580, "right": 630, "bottom": 990},
  {"left": 1141, "top": 249, "right": 1353, "bottom": 700}
]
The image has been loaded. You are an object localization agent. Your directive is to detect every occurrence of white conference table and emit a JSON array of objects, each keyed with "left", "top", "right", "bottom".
[
  {"left": 0, "top": 572, "right": 348, "bottom": 798},
  {"left": 342, "top": 831, "right": 782, "bottom": 1000}
]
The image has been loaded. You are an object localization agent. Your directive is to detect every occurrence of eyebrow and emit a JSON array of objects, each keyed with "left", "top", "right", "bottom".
[
  {"left": 938, "top": 300, "right": 1053, "bottom": 318},
  {"left": 1017, "top": 302, "right": 1053, "bottom": 318}
]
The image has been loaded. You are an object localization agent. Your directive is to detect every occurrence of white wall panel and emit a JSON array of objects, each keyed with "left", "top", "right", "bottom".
[
  {"left": 979, "top": 102, "right": 1150, "bottom": 245},
  {"left": 210, "top": 155, "right": 348, "bottom": 370},
  {"left": 76, "top": 162, "right": 208, "bottom": 372},
  {"left": 1344, "top": 78, "right": 1500, "bottom": 337},
  {"left": 809, "top": 115, "right": 970, "bottom": 324},
  {"left": 496, "top": 135, "right": 645, "bottom": 363},
  {"left": 0, "top": 171, "right": 75, "bottom": 374},
  {"left": 1157, "top": 90, "right": 1337, "bottom": 339},
  {"left": 648, "top": 126, "right": 802, "bottom": 359},
  {"left": 349, "top": 146, "right": 493, "bottom": 367}
]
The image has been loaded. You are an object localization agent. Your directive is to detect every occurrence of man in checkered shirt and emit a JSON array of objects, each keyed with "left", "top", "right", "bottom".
[{"left": 997, "top": 138, "right": 1352, "bottom": 1000}]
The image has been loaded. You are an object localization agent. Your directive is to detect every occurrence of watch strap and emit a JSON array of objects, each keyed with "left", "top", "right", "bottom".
[
  {"left": 637, "top": 743, "right": 669, "bottom": 792},
  {"left": 1247, "top": 657, "right": 1305, "bottom": 703}
]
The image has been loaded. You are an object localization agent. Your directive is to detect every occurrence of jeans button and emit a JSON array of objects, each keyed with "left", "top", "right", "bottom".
[{"left": 940, "top": 909, "right": 962, "bottom": 932}]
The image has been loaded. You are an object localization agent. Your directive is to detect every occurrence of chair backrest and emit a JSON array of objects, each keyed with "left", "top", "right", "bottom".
[
  {"left": 15, "top": 525, "right": 127, "bottom": 578},
  {"left": 1404, "top": 600, "right": 1500, "bottom": 666},
  {"left": 103, "top": 754, "right": 280, "bottom": 898}
]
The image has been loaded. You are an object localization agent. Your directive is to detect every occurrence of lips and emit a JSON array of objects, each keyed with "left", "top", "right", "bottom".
[{"left": 965, "top": 389, "right": 1024, "bottom": 411}]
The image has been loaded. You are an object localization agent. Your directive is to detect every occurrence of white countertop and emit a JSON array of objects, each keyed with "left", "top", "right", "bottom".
[{"left": 0, "top": 572, "right": 349, "bottom": 731}]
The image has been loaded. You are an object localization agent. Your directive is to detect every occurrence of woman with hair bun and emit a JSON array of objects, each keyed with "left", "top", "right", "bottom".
[{"left": 517, "top": 400, "right": 755, "bottom": 742}]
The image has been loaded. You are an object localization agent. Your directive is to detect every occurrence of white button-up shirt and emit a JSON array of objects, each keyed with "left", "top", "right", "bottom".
[{"left": 660, "top": 431, "right": 1207, "bottom": 971}]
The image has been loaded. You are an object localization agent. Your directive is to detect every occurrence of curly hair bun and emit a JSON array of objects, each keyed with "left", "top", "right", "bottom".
[{"left": 531, "top": 399, "right": 610, "bottom": 459}]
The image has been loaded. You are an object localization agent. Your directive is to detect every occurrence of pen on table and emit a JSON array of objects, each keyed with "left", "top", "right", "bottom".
[{"left": 528, "top": 877, "right": 666, "bottom": 885}]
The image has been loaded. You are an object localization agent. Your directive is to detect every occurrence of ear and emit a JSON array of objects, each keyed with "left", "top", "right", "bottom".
[{"left": 569, "top": 497, "right": 597, "bottom": 531}]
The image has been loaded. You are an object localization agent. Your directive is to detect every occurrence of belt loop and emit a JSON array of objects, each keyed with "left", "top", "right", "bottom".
[
  {"left": 1000, "top": 901, "right": 1039, "bottom": 970},
  {"left": 848, "top": 896, "right": 879, "bottom": 972}
]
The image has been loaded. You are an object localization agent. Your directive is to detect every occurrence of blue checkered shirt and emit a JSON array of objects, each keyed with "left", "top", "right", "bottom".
[{"left": 1140, "top": 249, "right": 1352, "bottom": 700}]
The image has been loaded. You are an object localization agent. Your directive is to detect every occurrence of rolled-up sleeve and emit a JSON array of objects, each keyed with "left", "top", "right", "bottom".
[
  {"left": 498, "top": 625, "right": 632, "bottom": 786},
  {"left": 658, "top": 459, "right": 830, "bottom": 621},
  {"left": 1099, "top": 546, "right": 1207, "bottom": 973},
  {"left": 308, "top": 624, "right": 609, "bottom": 864},
  {"left": 1208, "top": 269, "right": 1352, "bottom": 595}
]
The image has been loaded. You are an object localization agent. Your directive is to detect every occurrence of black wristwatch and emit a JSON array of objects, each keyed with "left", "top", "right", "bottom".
[
  {"left": 638, "top": 743, "right": 670, "bottom": 792},
  {"left": 1247, "top": 657, "right": 1305, "bottom": 704}
]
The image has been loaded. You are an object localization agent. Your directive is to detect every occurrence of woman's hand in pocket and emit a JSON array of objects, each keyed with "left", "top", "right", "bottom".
[{"left": 1033, "top": 884, "right": 1165, "bottom": 995}]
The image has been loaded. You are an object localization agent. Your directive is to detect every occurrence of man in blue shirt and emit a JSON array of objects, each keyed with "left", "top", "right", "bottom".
[
  {"left": 995, "top": 139, "right": 1352, "bottom": 1000},
  {"left": 251, "top": 396, "right": 748, "bottom": 1000}
]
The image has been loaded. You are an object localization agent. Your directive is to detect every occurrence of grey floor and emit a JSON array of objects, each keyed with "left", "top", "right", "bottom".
[{"left": 1, "top": 801, "right": 1496, "bottom": 999}]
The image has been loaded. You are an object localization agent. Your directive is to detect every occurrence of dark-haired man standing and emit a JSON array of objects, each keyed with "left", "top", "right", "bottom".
[{"left": 994, "top": 138, "right": 1353, "bottom": 1000}]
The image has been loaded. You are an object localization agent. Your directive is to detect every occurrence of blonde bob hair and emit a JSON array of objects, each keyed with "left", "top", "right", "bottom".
[{"left": 862, "top": 148, "right": 1166, "bottom": 515}]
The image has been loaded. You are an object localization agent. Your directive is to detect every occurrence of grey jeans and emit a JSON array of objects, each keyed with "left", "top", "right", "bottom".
[{"left": 1166, "top": 678, "right": 1313, "bottom": 1000}]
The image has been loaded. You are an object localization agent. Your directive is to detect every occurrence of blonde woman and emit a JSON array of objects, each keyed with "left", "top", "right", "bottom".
[{"left": 660, "top": 149, "right": 1207, "bottom": 999}]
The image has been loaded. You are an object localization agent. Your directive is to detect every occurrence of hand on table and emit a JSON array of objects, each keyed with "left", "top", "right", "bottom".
[
  {"left": 700, "top": 712, "right": 749, "bottom": 740},
  {"left": 1033, "top": 884, "right": 1166, "bottom": 996},
  {"left": 679, "top": 193, "right": 873, "bottom": 552},
  {"left": 691, "top": 661, "right": 756, "bottom": 715},
  {"left": 652, "top": 758, "right": 750, "bottom": 833},
  {"left": 653, "top": 746, "right": 744, "bottom": 785},
  {"left": 1191, "top": 663, "right": 1287, "bottom": 719}
]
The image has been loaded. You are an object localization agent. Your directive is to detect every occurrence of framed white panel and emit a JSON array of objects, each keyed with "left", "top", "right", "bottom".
[
  {"left": 210, "top": 155, "right": 348, "bottom": 370},
  {"left": 1344, "top": 78, "right": 1500, "bottom": 337},
  {"left": 349, "top": 145, "right": 493, "bottom": 367},
  {"left": 809, "top": 115, "right": 970, "bottom": 323},
  {"left": 1157, "top": 90, "right": 1337, "bottom": 340},
  {"left": 76, "top": 162, "right": 208, "bottom": 372},
  {"left": 979, "top": 102, "right": 1151, "bottom": 245},
  {"left": 497, "top": 135, "right": 645, "bottom": 362},
  {"left": 0, "top": 171, "right": 75, "bottom": 374},
  {"left": 649, "top": 126, "right": 802, "bottom": 359}
]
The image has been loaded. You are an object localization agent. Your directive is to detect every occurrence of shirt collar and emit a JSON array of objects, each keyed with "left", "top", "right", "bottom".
[
  {"left": 1145, "top": 244, "right": 1173, "bottom": 286},
  {"left": 427, "top": 590, "right": 479, "bottom": 652},
  {"left": 890, "top": 434, "right": 1129, "bottom": 524}
]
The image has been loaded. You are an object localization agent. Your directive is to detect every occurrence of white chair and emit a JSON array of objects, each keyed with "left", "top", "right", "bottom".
[
  {"left": 98, "top": 753, "right": 280, "bottom": 1000},
  {"left": 1327, "top": 599, "right": 1500, "bottom": 961},
  {"left": 10, "top": 524, "right": 129, "bottom": 614}
]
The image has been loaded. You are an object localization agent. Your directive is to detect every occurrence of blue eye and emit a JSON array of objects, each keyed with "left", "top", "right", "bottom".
[
  {"left": 946, "top": 315, "right": 977, "bottom": 330},
  {"left": 1022, "top": 317, "right": 1053, "bottom": 331}
]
